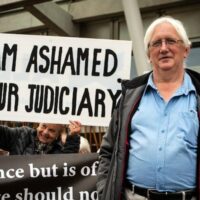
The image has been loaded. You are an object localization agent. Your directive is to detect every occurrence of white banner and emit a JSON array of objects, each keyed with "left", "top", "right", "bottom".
[{"left": 0, "top": 33, "right": 132, "bottom": 126}]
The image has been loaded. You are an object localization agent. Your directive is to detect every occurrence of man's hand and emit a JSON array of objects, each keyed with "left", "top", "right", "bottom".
[{"left": 68, "top": 120, "right": 81, "bottom": 135}]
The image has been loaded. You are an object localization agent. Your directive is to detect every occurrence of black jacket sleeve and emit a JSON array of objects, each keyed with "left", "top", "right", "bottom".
[{"left": 62, "top": 134, "right": 80, "bottom": 153}]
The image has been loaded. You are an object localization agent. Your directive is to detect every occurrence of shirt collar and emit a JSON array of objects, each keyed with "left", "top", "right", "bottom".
[
  {"left": 144, "top": 72, "right": 196, "bottom": 96},
  {"left": 176, "top": 72, "right": 196, "bottom": 96},
  {"left": 143, "top": 73, "right": 156, "bottom": 94}
]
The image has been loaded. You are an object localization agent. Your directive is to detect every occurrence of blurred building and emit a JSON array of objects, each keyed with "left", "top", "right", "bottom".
[{"left": 0, "top": 0, "right": 199, "bottom": 74}]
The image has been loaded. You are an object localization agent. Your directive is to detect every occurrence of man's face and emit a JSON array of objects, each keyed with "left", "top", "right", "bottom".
[
  {"left": 148, "top": 22, "right": 190, "bottom": 73},
  {"left": 37, "top": 123, "right": 62, "bottom": 144}
]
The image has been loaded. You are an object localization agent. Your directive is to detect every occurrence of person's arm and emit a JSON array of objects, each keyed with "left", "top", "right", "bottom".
[
  {"left": 60, "top": 120, "right": 81, "bottom": 144},
  {"left": 0, "top": 125, "right": 20, "bottom": 152},
  {"left": 68, "top": 120, "right": 81, "bottom": 135},
  {"left": 62, "top": 134, "right": 80, "bottom": 153},
  {"left": 60, "top": 120, "right": 82, "bottom": 153}
]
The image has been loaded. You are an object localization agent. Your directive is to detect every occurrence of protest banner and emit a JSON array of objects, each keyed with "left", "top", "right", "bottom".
[
  {"left": 0, "top": 33, "right": 132, "bottom": 126},
  {"left": 0, "top": 153, "right": 99, "bottom": 200}
]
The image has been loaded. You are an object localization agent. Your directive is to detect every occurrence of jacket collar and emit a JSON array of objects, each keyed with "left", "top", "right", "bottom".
[
  {"left": 185, "top": 68, "right": 200, "bottom": 95},
  {"left": 122, "top": 68, "right": 200, "bottom": 95}
]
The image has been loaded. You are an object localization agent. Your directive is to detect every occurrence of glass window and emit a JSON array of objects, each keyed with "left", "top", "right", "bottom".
[
  {"left": 80, "top": 20, "right": 112, "bottom": 39},
  {"left": 186, "top": 42, "right": 200, "bottom": 73}
]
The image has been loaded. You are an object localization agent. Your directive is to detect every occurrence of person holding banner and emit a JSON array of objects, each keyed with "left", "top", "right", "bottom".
[
  {"left": 0, "top": 120, "right": 82, "bottom": 155},
  {"left": 97, "top": 16, "right": 200, "bottom": 200}
]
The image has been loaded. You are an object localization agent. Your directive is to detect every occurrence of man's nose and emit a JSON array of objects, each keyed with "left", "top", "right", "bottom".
[
  {"left": 160, "top": 40, "right": 169, "bottom": 52},
  {"left": 43, "top": 128, "right": 49, "bottom": 135},
  {"left": 161, "top": 40, "right": 168, "bottom": 47}
]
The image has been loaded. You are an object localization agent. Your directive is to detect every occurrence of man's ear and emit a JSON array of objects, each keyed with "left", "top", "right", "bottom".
[
  {"left": 184, "top": 46, "right": 190, "bottom": 58},
  {"left": 147, "top": 51, "right": 151, "bottom": 63},
  {"left": 148, "top": 56, "right": 152, "bottom": 63}
]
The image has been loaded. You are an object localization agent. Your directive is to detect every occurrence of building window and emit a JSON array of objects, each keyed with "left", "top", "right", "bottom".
[{"left": 186, "top": 41, "right": 200, "bottom": 72}]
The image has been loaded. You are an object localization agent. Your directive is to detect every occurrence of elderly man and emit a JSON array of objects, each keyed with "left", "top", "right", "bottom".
[
  {"left": 97, "top": 16, "right": 200, "bottom": 200},
  {"left": 0, "top": 120, "right": 81, "bottom": 155}
]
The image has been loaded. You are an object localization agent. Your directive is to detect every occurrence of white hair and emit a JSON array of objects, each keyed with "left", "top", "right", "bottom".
[
  {"left": 79, "top": 136, "right": 91, "bottom": 153},
  {"left": 144, "top": 16, "right": 191, "bottom": 54}
]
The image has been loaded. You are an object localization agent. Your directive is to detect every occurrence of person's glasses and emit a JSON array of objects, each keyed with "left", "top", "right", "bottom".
[{"left": 148, "top": 38, "right": 183, "bottom": 49}]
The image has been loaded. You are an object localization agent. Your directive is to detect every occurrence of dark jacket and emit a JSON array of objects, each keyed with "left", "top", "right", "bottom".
[
  {"left": 97, "top": 69, "right": 200, "bottom": 200},
  {"left": 0, "top": 125, "right": 80, "bottom": 155}
]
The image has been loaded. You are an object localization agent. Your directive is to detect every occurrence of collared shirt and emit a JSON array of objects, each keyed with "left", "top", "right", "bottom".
[{"left": 126, "top": 72, "right": 199, "bottom": 192}]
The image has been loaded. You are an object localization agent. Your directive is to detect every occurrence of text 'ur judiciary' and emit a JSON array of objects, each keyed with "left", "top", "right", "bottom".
[{"left": 0, "top": 33, "right": 132, "bottom": 126}]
